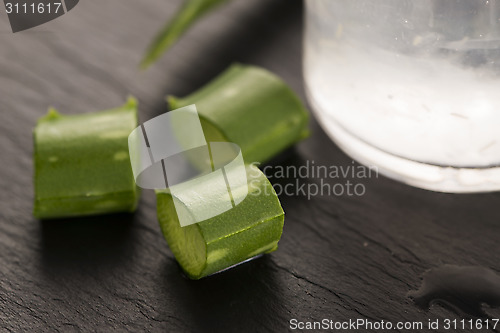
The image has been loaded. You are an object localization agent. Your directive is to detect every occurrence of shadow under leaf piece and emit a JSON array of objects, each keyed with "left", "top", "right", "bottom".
[
  {"left": 156, "top": 164, "right": 284, "bottom": 280},
  {"left": 169, "top": 63, "right": 310, "bottom": 165},
  {"left": 141, "top": 0, "right": 231, "bottom": 69},
  {"left": 33, "top": 97, "right": 140, "bottom": 219}
]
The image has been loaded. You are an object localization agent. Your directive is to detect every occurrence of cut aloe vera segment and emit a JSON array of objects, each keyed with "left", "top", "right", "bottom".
[
  {"left": 141, "top": 0, "right": 231, "bottom": 69},
  {"left": 33, "top": 97, "right": 140, "bottom": 219},
  {"left": 168, "top": 64, "right": 309, "bottom": 165},
  {"left": 156, "top": 164, "right": 284, "bottom": 279}
]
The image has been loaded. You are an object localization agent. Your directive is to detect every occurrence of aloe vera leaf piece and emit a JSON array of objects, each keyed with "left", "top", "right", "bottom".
[
  {"left": 33, "top": 97, "right": 140, "bottom": 219},
  {"left": 156, "top": 164, "right": 284, "bottom": 279},
  {"left": 168, "top": 64, "right": 310, "bottom": 165},
  {"left": 141, "top": 0, "right": 231, "bottom": 69}
]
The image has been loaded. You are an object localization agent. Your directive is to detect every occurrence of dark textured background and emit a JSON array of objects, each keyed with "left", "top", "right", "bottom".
[{"left": 1, "top": 0, "right": 499, "bottom": 332}]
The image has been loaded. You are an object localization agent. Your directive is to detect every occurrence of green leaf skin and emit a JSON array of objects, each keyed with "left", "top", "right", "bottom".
[
  {"left": 156, "top": 164, "right": 284, "bottom": 279},
  {"left": 33, "top": 97, "right": 140, "bottom": 219},
  {"left": 141, "top": 0, "right": 231, "bottom": 69},
  {"left": 168, "top": 64, "right": 310, "bottom": 165}
]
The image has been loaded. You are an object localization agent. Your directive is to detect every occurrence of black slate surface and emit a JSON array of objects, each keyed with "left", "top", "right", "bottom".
[{"left": 1, "top": 0, "right": 500, "bottom": 332}]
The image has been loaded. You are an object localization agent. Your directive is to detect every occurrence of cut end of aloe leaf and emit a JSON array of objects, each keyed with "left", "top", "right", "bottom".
[
  {"left": 156, "top": 165, "right": 284, "bottom": 279},
  {"left": 167, "top": 63, "right": 309, "bottom": 164},
  {"left": 157, "top": 195, "right": 208, "bottom": 278}
]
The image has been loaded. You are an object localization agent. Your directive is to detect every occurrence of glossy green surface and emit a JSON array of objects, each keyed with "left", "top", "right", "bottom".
[
  {"left": 168, "top": 64, "right": 309, "bottom": 165},
  {"left": 33, "top": 98, "right": 139, "bottom": 219},
  {"left": 156, "top": 165, "right": 284, "bottom": 279}
]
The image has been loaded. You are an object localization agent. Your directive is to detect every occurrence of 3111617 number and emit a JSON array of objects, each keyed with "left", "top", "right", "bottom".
[{"left": 5, "top": 2, "right": 62, "bottom": 14}]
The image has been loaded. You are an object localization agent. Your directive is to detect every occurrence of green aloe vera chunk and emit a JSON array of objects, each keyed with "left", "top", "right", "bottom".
[
  {"left": 141, "top": 0, "right": 231, "bottom": 69},
  {"left": 168, "top": 64, "right": 310, "bottom": 165},
  {"left": 33, "top": 97, "right": 140, "bottom": 219},
  {"left": 156, "top": 164, "right": 284, "bottom": 279}
]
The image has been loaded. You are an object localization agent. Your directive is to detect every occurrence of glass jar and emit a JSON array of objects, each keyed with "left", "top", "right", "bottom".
[{"left": 304, "top": 0, "right": 500, "bottom": 192}]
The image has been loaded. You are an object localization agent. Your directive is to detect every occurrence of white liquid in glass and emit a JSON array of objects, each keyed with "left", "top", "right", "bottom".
[{"left": 304, "top": 0, "right": 500, "bottom": 192}]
